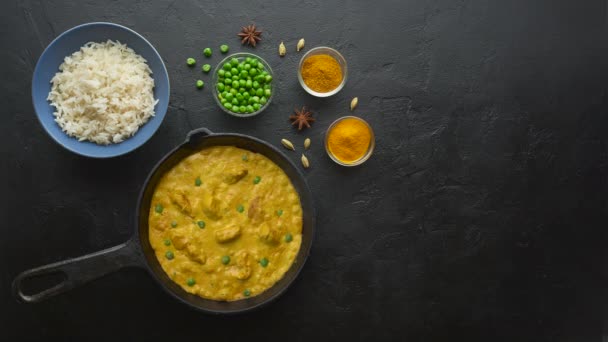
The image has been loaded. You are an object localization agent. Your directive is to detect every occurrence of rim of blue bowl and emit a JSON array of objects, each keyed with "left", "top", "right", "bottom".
[{"left": 31, "top": 22, "right": 170, "bottom": 158}]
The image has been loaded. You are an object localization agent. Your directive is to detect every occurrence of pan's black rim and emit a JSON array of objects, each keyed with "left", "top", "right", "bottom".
[{"left": 134, "top": 130, "right": 315, "bottom": 314}]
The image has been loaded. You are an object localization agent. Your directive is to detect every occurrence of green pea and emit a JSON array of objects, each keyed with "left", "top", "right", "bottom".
[
  {"left": 244, "top": 63, "right": 251, "bottom": 70},
  {"left": 231, "top": 98, "right": 239, "bottom": 106},
  {"left": 230, "top": 58, "right": 239, "bottom": 66},
  {"left": 253, "top": 176, "right": 261, "bottom": 184},
  {"left": 252, "top": 81, "right": 260, "bottom": 89},
  {"left": 285, "top": 233, "right": 293, "bottom": 242},
  {"left": 218, "top": 69, "right": 225, "bottom": 77},
  {"left": 264, "top": 89, "right": 272, "bottom": 97},
  {"left": 186, "top": 57, "right": 196, "bottom": 66},
  {"left": 256, "top": 62, "right": 263, "bottom": 69},
  {"left": 187, "top": 278, "right": 196, "bottom": 286},
  {"left": 259, "top": 257, "right": 269, "bottom": 268},
  {"left": 238, "top": 87, "right": 246, "bottom": 93},
  {"left": 217, "top": 83, "right": 225, "bottom": 92},
  {"left": 237, "top": 64, "right": 243, "bottom": 72},
  {"left": 223, "top": 78, "right": 232, "bottom": 86},
  {"left": 233, "top": 106, "right": 241, "bottom": 114},
  {"left": 202, "top": 64, "right": 211, "bottom": 73},
  {"left": 245, "top": 57, "right": 252, "bottom": 63},
  {"left": 239, "top": 79, "right": 247, "bottom": 87},
  {"left": 242, "top": 154, "right": 248, "bottom": 161},
  {"left": 224, "top": 103, "right": 233, "bottom": 110},
  {"left": 196, "top": 80, "right": 204, "bottom": 89},
  {"left": 265, "top": 75, "right": 273, "bottom": 83},
  {"left": 245, "top": 80, "right": 252, "bottom": 89},
  {"left": 203, "top": 48, "right": 212, "bottom": 57},
  {"left": 250, "top": 58, "right": 258, "bottom": 65},
  {"left": 225, "top": 93, "right": 234, "bottom": 101},
  {"left": 231, "top": 67, "right": 239, "bottom": 75},
  {"left": 197, "top": 220, "right": 205, "bottom": 228},
  {"left": 239, "top": 70, "right": 248, "bottom": 78},
  {"left": 224, "top": 71, "right": 232, "bottom": 78},
  {"left": 243, "top": 92, "right": 251, "bottom": 100},
  {"left": 255, "top": 88, "right": 264, "bottom": 97},
  {"left": 236, "top": 93, "right": 244, "bottom": 102},
  {"left": 248, "top": 68, "right": 258, "bottom": 77},
  {"left": 253, "top": 103, "right": 261, "bottom": 111},
  {"left": 260, "top": 96, "right": 267, "bottom": 105},
  {"left": 221, "top": 255, "right": 230, "bottom": 265},
  {"left": 220, "top": 44, "right": 229, "bottom": 53},
  {"left": 239, "top": 105, "right": 246, "bottom": 113},
  {"left": 248, "top": 89, "right": 255, "bottom": 96},
  {"left": 165, "top": 251, "right": 174, "bottom": 260},
  {"left": 195, "top": 177, "right": 202, "bottom": 186},
  {"left": 230, "top": 88, "right": 238, "bottom": 95},
  {"left": 246, "top": 105, "right": 254, "bottom": 113},
  {"left": 237, "top": 204, "right": 244, "bottom": 213},
  {"left": 264, "top": 84, "right": 271, "bottom": 90},
  {"left": 171, "top": 221, "right": 177, "bottom": 228},
  {"left": 232, "top": 75, "right": 239, "bottom": 81},
  {"left": 232, "top": 80, "right": 239, "bottom": 89},
  {"left": 276, "top": 209, "right": 283, "bottom": 216},
  {"left": 223, "top": 63, "right": 231, "bottom": 71},
  {"left": 164, "top": 239, "right": 171, "bottom": 246},
  {"left": 155, "top": 204, "right": 163, "bottom": 214},
  {"left": 225, "top": 85, "right": 231, "bottom": 91},
  {"left": 243, "top": 289, "right": 251, "bottom": 297},
  {"left": 251, "top": 96, "right": 260, "bottom": 104}
]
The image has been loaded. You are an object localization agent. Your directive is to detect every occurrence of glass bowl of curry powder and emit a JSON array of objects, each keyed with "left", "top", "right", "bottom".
[
  {"left": 298, "top": 47, "right": 347, "bottom": 97},
  {"left": 325, "top": 116, "right": 375, "bottom": 166}
]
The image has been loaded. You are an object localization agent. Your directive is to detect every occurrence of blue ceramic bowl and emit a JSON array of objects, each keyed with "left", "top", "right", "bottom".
[{"left": 32, "top": 22, "right": 170, "bottom": 158}]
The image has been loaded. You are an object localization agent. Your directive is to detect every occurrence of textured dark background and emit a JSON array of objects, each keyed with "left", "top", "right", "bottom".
[{"left": 2, "top": 0, "right": 608, "bottom": 340}]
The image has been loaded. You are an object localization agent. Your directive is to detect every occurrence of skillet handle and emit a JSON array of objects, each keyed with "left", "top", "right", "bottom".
[
  {"left": 186, "top": 127, "right": 213, "bottom": 144},
  {"left": 12, "top": 239, "right": 142, "bottom": 303}
]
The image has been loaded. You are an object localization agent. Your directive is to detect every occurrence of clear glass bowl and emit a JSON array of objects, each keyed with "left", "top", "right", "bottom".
[
  {"left": 297, "top": 46, "right": 347, "bottom": 97},
  {"left": 212, "top": 52, "right": 274, "bottom": 118},
  {"left": 324, "top": 116, "right": 375, "bottom": 166}
]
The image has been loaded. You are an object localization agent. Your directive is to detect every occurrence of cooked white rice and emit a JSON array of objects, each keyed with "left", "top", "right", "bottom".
[{"left": 47, "top": 40, "right": 158, "bottom": 145}]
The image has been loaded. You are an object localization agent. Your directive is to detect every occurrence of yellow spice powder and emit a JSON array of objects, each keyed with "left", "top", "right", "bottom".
[
  {"left": 327, "top": 118, "right": 371, "bottom": 163},
  {"left": 300, "top": 54, "right": 343, "bottom": 93}
]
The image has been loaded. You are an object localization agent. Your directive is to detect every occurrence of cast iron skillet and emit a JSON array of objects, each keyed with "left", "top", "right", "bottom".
[{"left": 12, "top": 128, "right": 315, "bottom": 314}]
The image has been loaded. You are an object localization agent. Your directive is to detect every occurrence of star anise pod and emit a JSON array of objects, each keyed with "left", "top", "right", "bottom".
[
  {"left": 290, "top": 107, "right": 315, "bottom": 131},
  {"left": 238, "top": 24, "right": 262, "bottom": 47}
]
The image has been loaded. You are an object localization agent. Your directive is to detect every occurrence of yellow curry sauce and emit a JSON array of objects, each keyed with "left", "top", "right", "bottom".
[{"left": 148, "top": 146, "right": 302, "bottom": 301}]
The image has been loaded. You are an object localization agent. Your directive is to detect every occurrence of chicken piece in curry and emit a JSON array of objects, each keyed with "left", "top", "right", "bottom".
[{"left": 148, "top": 146, "right": 302, "bottom": 301}]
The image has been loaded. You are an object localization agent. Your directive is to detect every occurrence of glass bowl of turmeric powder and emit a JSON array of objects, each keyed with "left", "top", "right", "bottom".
[
  {"left": 298, "top": 47, "right": 347, "bottom": 97},
  {"left": 325, "top": 116, "right": 375, "bottom": 166}
]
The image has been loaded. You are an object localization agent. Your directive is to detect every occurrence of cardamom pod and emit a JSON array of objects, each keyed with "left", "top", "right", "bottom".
[
  {"left": 281, "top": 139, "right": 295, "bottom": 151},
  {"left": 301, "top": 154, "right": 310, "bottom": 168},
  {"left": 279, "top": 42, "right": 286, "bottom": 57},
  {"left": 304, "top": 138, "right": 311, "bottom": 150},
  {"left": 350, "top": 97, "right": 358, "bottom": 111},
  {"left": 297, "top": 38, "right": 305, "bottom": 52}
]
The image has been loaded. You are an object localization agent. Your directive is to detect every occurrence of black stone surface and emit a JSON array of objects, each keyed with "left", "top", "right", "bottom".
[{"left": 2, "top": 0, "right": 608, "bottom": 340}]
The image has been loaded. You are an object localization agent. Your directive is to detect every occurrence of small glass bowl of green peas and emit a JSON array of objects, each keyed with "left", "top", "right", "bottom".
[{"left": 212, "top": 53, "right": 274, "bottom": 117}]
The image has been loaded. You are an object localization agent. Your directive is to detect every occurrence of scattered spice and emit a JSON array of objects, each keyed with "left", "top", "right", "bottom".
[
  {"left": 297, "top": 38, "right": 305, "bottom": 51},
  {"left": 301, "top": 154, "right": 310, "bottom": 168},
  {"left": 281, "top": 138, "right": 295, "bottom": 151},
  {"left": 327, "top": 117, "right": 372, "bottom": 164},
  {"left": 238, "top": 24, "right": 262, "bottom": 47},
  {"left": 304, "top": 138, "right": 311, "bottom": 150},
  {"left": 279, "top": 42, "right": 286, "bottom": 56},
  {"left": 290, "top": 107, "right": 315, "bottom": 130},
  {"left": 300, "top": 54, "right": 343, "bottom": 93},
  {"left": 350, "top": 97, "right": 358, "bottom": 111}
]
